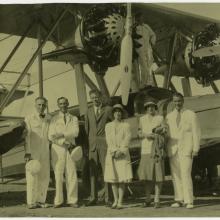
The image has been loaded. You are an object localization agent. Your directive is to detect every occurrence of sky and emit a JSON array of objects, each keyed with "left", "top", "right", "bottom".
[{"left": 1, "top": 2, "right": 220, "bottom": 116}]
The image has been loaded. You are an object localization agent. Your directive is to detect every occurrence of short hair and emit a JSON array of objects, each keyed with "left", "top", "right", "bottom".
[
  {"left": 172, "top": 92, "right": 184, "bottom": 100},
  {"left": 89, "top": 89, "right": 101, "bottom": 97},
  {"left": 35, "top": 96, "right": 47, "bottom": 103},
  {"left": 57, "top": 96, "right": 69, "bottom": 104}
]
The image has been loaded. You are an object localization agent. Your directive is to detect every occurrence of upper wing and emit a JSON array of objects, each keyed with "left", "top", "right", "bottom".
[
  {"left": 0, "top": 3, "right": 218, "bottom": 45},
  {"left": 0, "top": 4, "right": 93, "bottom": 45}
]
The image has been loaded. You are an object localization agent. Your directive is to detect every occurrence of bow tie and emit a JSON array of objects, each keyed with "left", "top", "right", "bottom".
[{"left": 39, "top": 114, "right": 45, "bottom": 118}]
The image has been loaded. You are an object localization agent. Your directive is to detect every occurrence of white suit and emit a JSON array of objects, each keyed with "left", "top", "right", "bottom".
[
  {"left": 166, "top": 108, "right": 201, "bottom": 204},
  {"left": 48, "top": 112, "right": 79, "bottom": 205},
  {"left": 25, "top": 112, "right": 51, "bottom": 205}
]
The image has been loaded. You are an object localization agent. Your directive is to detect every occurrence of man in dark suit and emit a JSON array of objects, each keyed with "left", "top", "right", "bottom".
[{"left": 85, "top": 89, "right": 113, "bottom": 206}]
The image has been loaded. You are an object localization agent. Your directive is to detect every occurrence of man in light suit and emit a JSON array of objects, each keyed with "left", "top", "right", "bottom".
[
  {"left": 24, "top": 97, "right": 51, "bottom": 209},
  {"left": 166, "top": 92, "right": 201, "bottom": 209},
  {"left": 48, "top": 97, "right": 79, "bottom": 208},
  {"left": 85, "top": 89, "right": 113, "bottom": 206}
]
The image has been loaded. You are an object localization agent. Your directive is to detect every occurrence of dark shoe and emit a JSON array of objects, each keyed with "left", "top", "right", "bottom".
[
  {"left": 105, "top": 201, "right": 112, "bottom": 207},
  {"left": 154, "top": 202, "right": 160, "bottom": 209},
  {"left": 116, "top": 205, "right": 123, "bottom": 210},
  {"left": 69, "top": 203, "right": 79, "bottom": 208},
  {"left": 27, "top": 204, "right": 38, "bottom": 209},
  {"left": 54, "top": 203, "right": 63, "bottom": 208},
  {"left": 141, "top": 201, "right": 151, "bottom": 208},
  {"left": 85, "top": 200, "right": 97, "bottom": 206}
]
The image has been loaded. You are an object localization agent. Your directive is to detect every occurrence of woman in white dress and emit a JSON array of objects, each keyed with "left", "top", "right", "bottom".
[
  {"left": 138, "top": 100, "right": 167, "bottom": 208},
  {"left": 104, "top": 104, "right": 133, "bottom": 209}
]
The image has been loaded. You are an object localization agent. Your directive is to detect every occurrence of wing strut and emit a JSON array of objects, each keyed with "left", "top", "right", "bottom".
[
  {"left": 163, "top": 32, "right": 178, "bottom": 89},
  {"left": 95, "top": 74, "right": 110, "bottom": 99},
  {"left": 210, "top": 81, "right": 220, "bottom": 93},
  {"left": 0, "top": 22, "right": 33, "bottom": 76},
  {"left": 0, "top": 8, "right": 67, "bottom": 113},
  {"left": 37, "top": 23, "right": 44, "bottom": 97}
]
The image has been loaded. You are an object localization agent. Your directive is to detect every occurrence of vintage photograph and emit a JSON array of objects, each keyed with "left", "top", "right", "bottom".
[{"left": 0, "top": 1, "right": 220, "bottom": 217}]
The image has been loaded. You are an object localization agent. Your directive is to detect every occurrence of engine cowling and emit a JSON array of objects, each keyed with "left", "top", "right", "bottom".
[{"left": 188, "top": 24, "right": 220, "bottom": 86}]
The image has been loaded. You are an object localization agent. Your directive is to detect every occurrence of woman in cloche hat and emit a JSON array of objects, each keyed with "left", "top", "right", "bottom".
[
  {"left": 104, "top": 104, "right": 133, "bottom": 209},
  {"left": 138, "top": 99, "right": 167, "bottom": 208}
]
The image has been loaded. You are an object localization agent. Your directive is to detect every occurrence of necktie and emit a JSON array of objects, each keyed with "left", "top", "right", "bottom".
[
  {"left": 176, "top": 111, "right": 181, "bottom": 127},
  {"left": 96, "top": 108, "right": 100, "bottom": 118},
  {"left": 64, "top": 114, "right": 67, "bottom": 124}
]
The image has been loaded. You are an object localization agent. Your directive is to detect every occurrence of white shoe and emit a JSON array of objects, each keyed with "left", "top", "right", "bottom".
[
  {"left": 171, "top": 202, "right": 182, "bottom": 208},
  {"left": 186, "top": 204, "right": 194, "bottom": 209}
]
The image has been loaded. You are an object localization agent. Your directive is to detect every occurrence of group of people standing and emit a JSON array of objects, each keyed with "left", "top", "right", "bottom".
[{"left": 23, "top": 89, "right": 201, "bottom": 210}]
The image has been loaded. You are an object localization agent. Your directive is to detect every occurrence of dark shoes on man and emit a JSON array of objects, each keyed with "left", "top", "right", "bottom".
[
  {"left": 85, "top": 200, "right": 97, "bottom": 206},
  {"left": 141, "top": 201, "right": 161, "bottom": 209}
]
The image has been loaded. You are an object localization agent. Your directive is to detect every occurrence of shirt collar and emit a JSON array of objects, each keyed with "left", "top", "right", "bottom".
[
  {"left": 34, "top": 110, "right": 46, "bottom": 118},
  {"left": 174, "top": 108, "right": 185, "bottom": 114},
  {"left": 94, "top": 104, "right": 102, "bottom": 110},
  {"left": 59, "top": 111, "right": 69, "bottom": 117}
]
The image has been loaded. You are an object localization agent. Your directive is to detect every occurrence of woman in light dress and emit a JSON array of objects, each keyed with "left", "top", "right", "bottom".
[
  {"left": 138, "top": 100, "right": 167, "bottom": 208},
  {"left": 104, "top": 104, "right": 133, "bottom": 209}
]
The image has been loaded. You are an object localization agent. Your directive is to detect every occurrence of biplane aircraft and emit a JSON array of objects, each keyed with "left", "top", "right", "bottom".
[{"left": 0, "top": 3, "right": 220, "bottom": 185}]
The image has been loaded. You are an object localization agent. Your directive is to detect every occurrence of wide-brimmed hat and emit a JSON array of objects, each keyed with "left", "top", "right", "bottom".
[
  {"left": 70, "top": 146, "right": 83, "bottom": 162},
  {"left": 144, "top": 100, "right": 157, "bottom": 108},
  {"left": 25, "top": 160, "right": 41, "bottom": 175}
]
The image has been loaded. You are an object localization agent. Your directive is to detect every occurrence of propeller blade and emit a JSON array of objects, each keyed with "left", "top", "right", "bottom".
[{"left": 120, "top": 3, "right": 133, "bottom": 105}]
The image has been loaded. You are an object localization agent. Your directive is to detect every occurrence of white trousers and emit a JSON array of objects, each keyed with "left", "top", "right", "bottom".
[
  {"left": 51, "top": 144, "right": 78, "bottom": 205},
  {"left": 26, "top": 151, "right": 50, "bottom": 205},
  {"left": 169, "top": 152, "right": 194, "bottom": 204}
]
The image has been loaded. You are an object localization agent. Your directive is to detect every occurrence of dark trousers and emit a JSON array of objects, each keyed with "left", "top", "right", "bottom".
[{"left": 89, "top": 146, "right": 109, "bottom": 202}]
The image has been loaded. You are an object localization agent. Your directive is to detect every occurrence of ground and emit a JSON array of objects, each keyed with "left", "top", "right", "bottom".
[{"left": 1, "top": 177, "right": 220, "bottom": 217}]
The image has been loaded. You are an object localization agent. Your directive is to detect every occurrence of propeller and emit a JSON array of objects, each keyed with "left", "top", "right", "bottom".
[{"left": 120, "top": 3, "right": 133, "bottom": 105}]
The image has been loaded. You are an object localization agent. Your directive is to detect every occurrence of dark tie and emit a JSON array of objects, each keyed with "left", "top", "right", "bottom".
[
  {"left": 176, "top": 111, "right": 181, "bottom": 127},
  {"left": 39, "top": 114, "right": 45, "bottom": 119},
  {"left": 64, "top": 114, "right": 67, "bottom": 124}
]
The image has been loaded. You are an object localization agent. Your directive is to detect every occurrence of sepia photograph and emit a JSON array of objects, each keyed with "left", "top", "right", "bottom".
[{"left": 0, "top": 1, "right": 220, "bottom": 217}]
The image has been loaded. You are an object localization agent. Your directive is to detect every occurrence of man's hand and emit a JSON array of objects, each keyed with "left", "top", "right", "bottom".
[
  {"left": 68, "top": 144, "right": 76, "bottom": 154},
  {"left": 52, "top": 133, "right": 64, "bottom": 139},
  {"left": 63, "top": 140, "right": 71, "bottom": 148},
  {"left": 24, "top": 153, "right": 31, "bottom": 163},
  {"left": 192, "top": 151, "right": 198, "bottom": 158}
]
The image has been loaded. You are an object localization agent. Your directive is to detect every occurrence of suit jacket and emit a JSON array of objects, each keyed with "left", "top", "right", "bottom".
[
  {"left": 166, "top": 108, "right": 201, "bottom": 157},
  {"left": 25, "top": 112, "right": 51, "bottom": 158},
  {"left": 85, "top": 105, "right": 113, "bottom": 152}
]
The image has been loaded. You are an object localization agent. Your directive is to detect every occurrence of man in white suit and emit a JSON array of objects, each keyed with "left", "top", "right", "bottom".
[
  {"left": 48, "top": 97, "right": 79, "bottom": 208},
  {"left": 24, "top": 97, "right": 51, "bottom": 209},
  {"left": 166, "top": 92, "right": 201, "bottom": 209}
]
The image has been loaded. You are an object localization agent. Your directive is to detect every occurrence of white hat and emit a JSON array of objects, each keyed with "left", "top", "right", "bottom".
[
  {"left": 144, "top": 100, "right": 157, "bottom": 108},
  {"left": 25, "top": 160, "right": 41, "bottom": 175},
  {"left": 70, "top": 146, "right": 83, "bottom": 162}
]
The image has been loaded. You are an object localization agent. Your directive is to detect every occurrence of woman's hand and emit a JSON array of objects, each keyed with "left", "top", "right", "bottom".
[
  {"left": 145, "top": 133, "right": 155, "bottom": 140},
  {"left": 114, "top": 150, "right": 125, "bottom": 159},
  {"left": 138, "top": 129, "right": 144, "bottom": 138}
]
